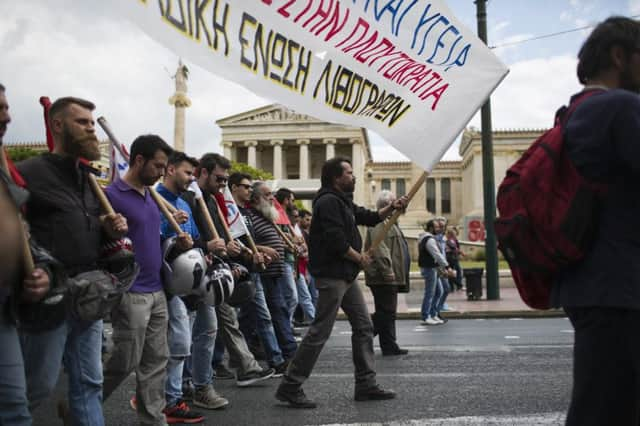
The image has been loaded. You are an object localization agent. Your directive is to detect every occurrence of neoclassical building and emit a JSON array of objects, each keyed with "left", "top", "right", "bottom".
[{"left": 217, "top": 104, "right": 540, "bottom": 243}]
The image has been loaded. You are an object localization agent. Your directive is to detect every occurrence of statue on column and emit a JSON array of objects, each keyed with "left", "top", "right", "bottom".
[{"left": 168, "top": 59, "right": 191, "bottom": 151}]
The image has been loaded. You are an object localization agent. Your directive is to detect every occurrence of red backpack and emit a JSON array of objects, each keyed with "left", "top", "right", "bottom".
[{"left": 494, "top": 90, "right": 606, "bottom": 309}]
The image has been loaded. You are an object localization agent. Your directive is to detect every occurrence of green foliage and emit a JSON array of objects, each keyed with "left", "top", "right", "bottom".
[
  {"left": 294, "top": 200, "right": 305, "bottom": 211},
  {"left": 5, "top": 147, "right": 42, "bottom": 163},
  {"left": 472, "top": 248, "right": 486, "bottom": 261},
  {"left": 230, "top": 161, "right": 273, "bottom": 181}
]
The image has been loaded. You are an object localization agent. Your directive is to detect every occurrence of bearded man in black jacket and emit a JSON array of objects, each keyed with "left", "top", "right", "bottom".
[{"left": 276, "top": 156, "right": 407, "bottom": 408}]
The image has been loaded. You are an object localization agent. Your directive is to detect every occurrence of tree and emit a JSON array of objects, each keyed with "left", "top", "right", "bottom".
[
  {"left": 230, "top": 161, "right": 273, "bottom": 181},
  {"left": 5, "top": 147, "right": 42, "bottom": 163}
]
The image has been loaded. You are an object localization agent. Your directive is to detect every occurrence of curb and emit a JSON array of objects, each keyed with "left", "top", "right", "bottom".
[{"left": 337, "top": 309, "right": 565, "bottom": 320}]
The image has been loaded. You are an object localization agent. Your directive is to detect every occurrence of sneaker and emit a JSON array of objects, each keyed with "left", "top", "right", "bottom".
[
  {"left": 354, "top": 385, "right": 396, "bottom": 401},
  {"left": 381, "top": 347, "right": 409, "bottom": 356},
  {"left": 275, "top": 385, "right": 317, "bottom": 409},
  {"left": 214, "top": 364, "right": 235, "bottom": 380},
  {"left": 163, "top": 400, "right": 205, "bottom": 424},
  {"left": 129, "top": 395, "right": 137, "bottom": 411},
  {"left": 193, "top": 385, "right": 229, "bottom": 410},
  {"left": 435, "top": 315, "right": 448, "bottom": 324},
  {"left": 272, "top": 360, "right": 290, "bottom": 378},
  {"left": 422, "top": 317, "right": 440, "bottom": 325},
  {"left": 237, "top": 367, "right": 275, "bottom": 387}
]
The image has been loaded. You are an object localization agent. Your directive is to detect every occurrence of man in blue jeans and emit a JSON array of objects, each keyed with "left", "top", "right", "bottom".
[
  {"left": 18, "top": 96, "right": 128, "bottom": 425},
  {"left": 229, "top": 172, "right": 289, "bottom": 375},
  {"left": 157, "top": 151, "right": 228, "bottom": 421}
]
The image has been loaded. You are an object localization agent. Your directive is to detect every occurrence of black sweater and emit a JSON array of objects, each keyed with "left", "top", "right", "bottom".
[{"left": 308, "top": 187, "right": 381, "bottom": 282}]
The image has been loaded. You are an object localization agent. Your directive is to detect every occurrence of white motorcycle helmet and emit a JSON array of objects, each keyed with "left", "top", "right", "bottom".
[
  {"left": 161, "top": 236, "right": 207, "bottom": 297},
  {"left": 197, "top": 257, "right": 235, "bottom": 307}
]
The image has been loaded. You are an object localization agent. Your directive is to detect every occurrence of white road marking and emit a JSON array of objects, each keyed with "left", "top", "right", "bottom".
[
  {"left": 509, "top": 318, "right": 523, "bottom": 321},
  {"left": 504, "top": 336, "right": 520, "bottom": 339},
  {"left": 316, "top": 412, "right": 566, "bottom": 425},
  {"left": 560, "top": 329, "right": 574, "bottom": 333},
  {"left": 339, "top": 331, "right": 352, "bottom": 335}
]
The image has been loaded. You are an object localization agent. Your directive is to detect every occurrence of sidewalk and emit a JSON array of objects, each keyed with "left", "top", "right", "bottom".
[{"left": 338, "top": 274, "right": 565, "bottom": 319}]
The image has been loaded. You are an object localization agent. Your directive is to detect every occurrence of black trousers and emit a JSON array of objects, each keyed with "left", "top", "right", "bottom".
[
  {"left": 565, "top": 307, "right": 640, "bottom": 426},
  {"left": 369, "top": 285, "right": 400, "bottom": 352}
]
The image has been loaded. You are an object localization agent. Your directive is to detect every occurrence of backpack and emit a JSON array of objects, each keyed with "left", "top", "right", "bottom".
[{"left": 494, "top": 89, "right": 607, "bottom": 310}]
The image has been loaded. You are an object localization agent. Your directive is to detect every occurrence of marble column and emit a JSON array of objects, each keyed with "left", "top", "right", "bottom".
[
  {"left": 434, "top": 177, "right": 442, "bottom": 216},
  {"left": 351, "top": 138, "right": 364, "bottom": 204},
  {"left": 245, "top": 140, "right": 258, "bottom": 168},
  {"left": 222, "top": 141, "right": 233, "bottom": 160},
  {"left": 323, "top": 138, "right": 336, "bottom": 160},
  {"left": 297, "top": 139, "right": 310, "bottom": 179},
  {"left": 271, "top": 139, "right": 284, "bottom": 179}
]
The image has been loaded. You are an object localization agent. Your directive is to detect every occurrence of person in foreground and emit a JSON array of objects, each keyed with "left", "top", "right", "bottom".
[
  {"left": 551, "top": 16, "right": 640, "bottom": 426},
  {"left": 276, "top": 156, "right": 407, "bottom": 408}
]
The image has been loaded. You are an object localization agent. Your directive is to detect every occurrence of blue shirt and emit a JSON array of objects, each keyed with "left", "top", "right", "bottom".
[
  {"left": 156, "top": 183, "right": 201, "bottom": 241},
  {"left": 105, "top": 179, "right": 163, "bottom": 293}
]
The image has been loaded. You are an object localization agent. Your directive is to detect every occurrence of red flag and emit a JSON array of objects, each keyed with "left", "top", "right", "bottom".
[
  {"left": 3, "top": 148, "right": 26, "bottom": 188},
  {"left": 213, "top": 192, "right": 230, "bottom": 226},
  {"left": 39, "top": 97, "right": 54, "bottom": 152},
  {"left": 273, "top": 199, "right": 291, "bottom": 226}
]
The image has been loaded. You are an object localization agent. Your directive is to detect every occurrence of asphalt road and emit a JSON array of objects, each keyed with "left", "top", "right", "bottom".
[{"left": 33, "top": 318, "right": 574, "bottom": 425}]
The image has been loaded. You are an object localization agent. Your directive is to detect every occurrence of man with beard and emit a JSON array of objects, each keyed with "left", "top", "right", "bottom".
[
  {"left": 550, "top": 17, "right": 640, "bottom": 425},
  {"left": 18, "top": 97, "right": 128, "bottom": 425},
  {"left": 104, "top": 134, "right": 173, "bottom": 425},
  {"left": 276, "top": 157, "right": 406, "bottom": 408},
  {"left": 184, "top": 154, "right": 275, "bottom": 388},
  {"left": 229, "top": 172, "right": 289, "bottom": 376},
  {"left": 247, "top": 182, "right": 298, "bottom": 366}
]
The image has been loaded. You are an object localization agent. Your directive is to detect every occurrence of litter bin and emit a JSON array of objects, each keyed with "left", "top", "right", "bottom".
[{"left": 464, "top": 268, "right": 484, "bottom": 301}]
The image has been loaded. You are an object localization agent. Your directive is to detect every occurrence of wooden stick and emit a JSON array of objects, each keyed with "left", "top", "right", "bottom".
[
  {"left": 274, "top": 223, "right": 296, "bottom": 250},
  {"left": 161, "top": 196, "right": 177, "bottom": 213},
  {"left": 197, "top": 197, "right": 220, "bottom": 240},
  {"left": 368, "top": 171, "right": 429, "bottom": 253},
  {"left": 213, "top": 197, "right": 234, "bottom": 243},
  {"left": 0, "top": 147, "right": 34, "bottom": 274},
  {"left": 88, "top": 173, "right": 115, "bottom": 215},
  {"left": 149, "top": 186, "right": 182, "bottom": 234}
]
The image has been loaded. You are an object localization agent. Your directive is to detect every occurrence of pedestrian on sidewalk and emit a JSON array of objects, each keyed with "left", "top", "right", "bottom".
[
  {"left": 551, "top": 16, "right": 640, "bottom": 426},
  {"left": 418, "top": 219, "right": 452, "bottom": 325},
  {"left": 276, "top": 157, "right": 407, "bottom": 408},
  {"left": 364, "top": 190, "right": 410, "bottom": 356}
]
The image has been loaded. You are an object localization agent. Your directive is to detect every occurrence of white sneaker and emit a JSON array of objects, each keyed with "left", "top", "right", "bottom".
[
  {"left": 424, "top": 317, "right": 440, "bottom": 325},
  {"left": 434, "top": 316, "right": 446, "bottom": 324}
]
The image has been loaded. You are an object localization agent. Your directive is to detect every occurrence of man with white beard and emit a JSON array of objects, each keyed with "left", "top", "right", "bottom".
[{"left": 245, "top": 182, "right": 298, "bottom": 366}]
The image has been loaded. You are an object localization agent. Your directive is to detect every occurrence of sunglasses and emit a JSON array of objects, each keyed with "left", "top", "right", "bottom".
[
  {"left": 236, "top": 183, "right": 251, "bottom": 189},
  {"left": 214, "top": 174, "right": 228, "bottom": 183}
]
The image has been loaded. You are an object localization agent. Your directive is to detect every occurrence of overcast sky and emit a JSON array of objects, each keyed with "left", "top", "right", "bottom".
[{"left": 1, "top": 0, "right": 638, "bottom": 163}]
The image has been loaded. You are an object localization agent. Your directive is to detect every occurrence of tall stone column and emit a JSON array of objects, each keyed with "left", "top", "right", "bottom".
[
  {"left": 323, "top": 138, "right": 336, "bottom": 160},
  {"left": 435, "top": 177, "right": 442, "bottom": 216},
  {"left": 222, "top": 141, "right": 233, "bottom": 160},
  {"left": 271, "top": 139, "right": 284, "bottom": 179},
  {"left": 297, "top": 139, "right": 310, "bottom": 179},
  {"left": 245, "top": 140, "right": 258, "bottom": 168},
  {"left": 168, "top": 60, "right": 191, "bottom": 152},
  {"left": 351, "top": 138, "right": 364, "bottom": 205}
]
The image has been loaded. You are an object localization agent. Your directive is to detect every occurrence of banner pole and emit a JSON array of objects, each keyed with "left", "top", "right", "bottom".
[{"left": 368, "top": 171, "right": 428, "bottom": 253}]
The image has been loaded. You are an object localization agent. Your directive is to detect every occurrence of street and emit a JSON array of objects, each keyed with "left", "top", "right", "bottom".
[{"left": 33, "top": 318, "right": 573, "bottom": 425}]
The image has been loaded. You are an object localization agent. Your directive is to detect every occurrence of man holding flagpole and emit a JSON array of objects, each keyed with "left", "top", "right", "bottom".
[
  {"left": 277, "top": 157, "right": 406, "bottom": 408},
  {"left": 186, "top": 153, "right": 275, "bottom": 387}
]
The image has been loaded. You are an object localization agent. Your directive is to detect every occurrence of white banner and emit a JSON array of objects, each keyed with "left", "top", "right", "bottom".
[
  {"left": 222, "top": 186, "right": 249, "bottom": 239},
  {"left": 112, "top": 0, "right": 508, "bottom": 171}
]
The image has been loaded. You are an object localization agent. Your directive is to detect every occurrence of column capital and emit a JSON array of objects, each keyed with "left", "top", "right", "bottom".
[
  {"left": 270, "top": 139, "right": 284, "bottom": 146},
  {"left": 322, "top": 138, "right": 337, "bottom": 145},
  {"left": 349, "top": 137, "right": 362, "bottom": 145},
  {"left": 297, "top": 138, "right": 311, "bottom": 145},
  {"left": 222, "top": 141, "right": 234, "bottom": 148},
  {"left": 244, "top": 140, "right": 258, "bottom": 147}
]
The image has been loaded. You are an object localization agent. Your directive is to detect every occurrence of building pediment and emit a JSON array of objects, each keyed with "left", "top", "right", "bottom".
[{"left": 216, "top": 104, "right": 322, "bottom": 126}]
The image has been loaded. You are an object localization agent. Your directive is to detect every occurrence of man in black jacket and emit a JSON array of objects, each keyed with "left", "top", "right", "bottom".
[{"left": 276, "top": 156, "right": 406, "bottom": 408}]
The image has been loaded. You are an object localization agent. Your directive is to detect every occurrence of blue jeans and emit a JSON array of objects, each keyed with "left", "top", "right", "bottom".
[
  {"left": 261, "top": 275, "right": 297, "bottom": 359},
  {"left": 21, "top": 318, "right": 104, "bottom": 426},
  {"left": 0, "top": 310, "right": 30, "bottom": 426},
  {"left": 238, "top": 273, "right": 285, "bottom": 367},
  {"left": 307, "top": 274, "right": 318, "bottom": 307},
  {"left": 167, "top": 297, "right": 217, "bottom": 405},
  {"left": 420, "top": 267, "right": 440, "bottom": 320},
  {"left": 295, "top": 273, "right": 316, "bottom": 321},
  {"left": 280, "top": 263, "right": 299, "bottom": 323},
  {"left": 437, "top": 277, "right": 450, "bottom": 311}
]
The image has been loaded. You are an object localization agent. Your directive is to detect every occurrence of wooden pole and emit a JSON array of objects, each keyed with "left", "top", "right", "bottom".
[
  {"left": 197, "top": 197, "right": 220, "bottom": 240},
  {"left": 213, "top": 197, "right": 234, "bottom": 243},
  {"left": 274, "top": 223, "right": 296, "bottom": 250},
  {"left": 88, "top": 173, "right": 115, "bottom": 215},
  {"left": 0, "top": 148, "right": 34, "bottom": 274},
  {"left": 149, "top": 187, "right": 183, "bottom": 234},
  {"left": 368, "top": 171, "right": 428, "bottom": 253}
]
